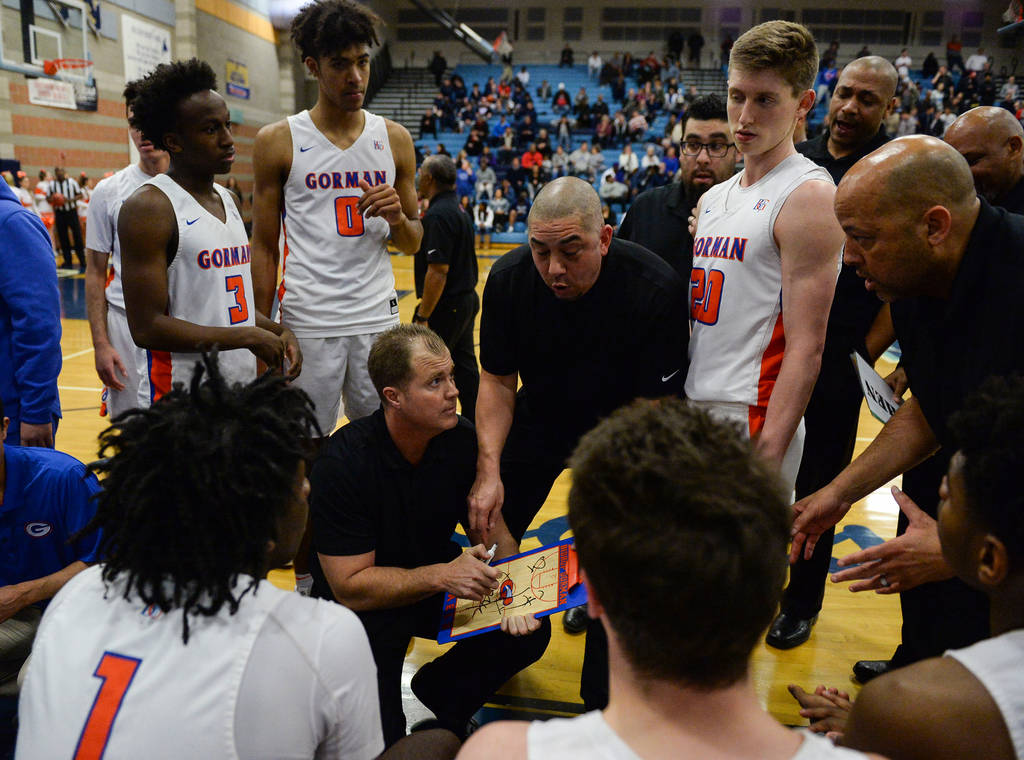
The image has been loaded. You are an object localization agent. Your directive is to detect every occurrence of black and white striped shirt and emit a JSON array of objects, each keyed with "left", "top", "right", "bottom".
[{"left": 47, "top": 177, "right": 80, "bottom": 212}]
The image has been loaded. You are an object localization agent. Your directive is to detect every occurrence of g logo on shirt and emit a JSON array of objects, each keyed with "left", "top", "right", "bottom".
[{"left": 25, "top": 522, "right": 53, "bottom": 538}]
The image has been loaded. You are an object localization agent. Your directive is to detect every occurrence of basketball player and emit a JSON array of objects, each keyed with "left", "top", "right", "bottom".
[
  {"left": 251, "top": 0, "right": 422, "bottom": 436},
  {"left": 686, "top": 21, "right": 843, "bottom": 495},
  {"left": 15, "top": 355, "right": 388, "bottom": 758},
  {"left": 119, "top": 59, "right": 299, "bottom": 396},
  {"left": 84, "top": 79, "right": 170, "bottom": 418},
  {"left": 459, "top": 399, "right": 879, "bottom": 760}
]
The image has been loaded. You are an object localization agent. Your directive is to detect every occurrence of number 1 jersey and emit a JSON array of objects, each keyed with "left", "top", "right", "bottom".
[
  {"left": 279, "top": 109, "right": 399, "bottom": 337},
  {"left": 685, "top": 153, "right": 833, "bottom": 408}
]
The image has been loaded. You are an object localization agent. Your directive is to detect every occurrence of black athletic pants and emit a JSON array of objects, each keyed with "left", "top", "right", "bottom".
[
  {"left": 54, "top": 209, "right": 85, "bottom": 268},
  {"left": 781, "top": 354, "right": 862, "bottom": 618},
  {"left": 358, "top": 595, "right": 551, "bottom": 747},
  {"left": 427, "top": 291, "right": 480, "bottom": 423}
]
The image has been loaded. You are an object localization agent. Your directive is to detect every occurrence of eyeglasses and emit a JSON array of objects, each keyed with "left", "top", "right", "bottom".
[{"left": 682, "top": 140, "right": 735, "bottom": 157}]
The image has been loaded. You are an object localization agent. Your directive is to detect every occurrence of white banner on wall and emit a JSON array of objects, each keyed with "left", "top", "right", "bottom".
[
  {"left": 27, "top": 79, "right": 77, "bottom": 109},
  {"left": 121, "top": 15, "right": 172, "bottom": 162}
]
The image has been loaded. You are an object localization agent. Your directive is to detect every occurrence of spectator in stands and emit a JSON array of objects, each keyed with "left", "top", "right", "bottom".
[
  {"left": 588, "top": 145, "right": 606, "bottom": 181},
  {"left": 896, "top": 109, "right": 917, "bottom": 137},
  {"left": 574, "top": 87, "right": 591, "bottom": 127},
  {"left": 627, "top": 110, "right": 649, "bottom": 141},
  {"left": 981, "top": 73, "right": 998, "bottom": 106},
  {"left": 474, "top": 201, "right": 493, "bottom": 250},
  {"left": 463, "top": 130, "right": 483, "bottom": 157},
  {"left": 536, "top": 79, "right": 551, "bottom": 100},
  {"left": 947, "top": 35, "right": 965, "bottom": 72},
  {"left": 555, "top": 115, "right": 572, "bottom": 150},
  {"left": 435, "top": 143, "right": 450, "bottom": 158},
  {"left": 687, "top": 30, "right": 705, "bottom": 67},
  {"left": 611, "top": 73, "right": 626, "bottom": 103},
  {"left": 484, "top": 76, "right": 496, "bottom": 99},
  {"left": 451, "top": 74, "right": 467, "bottom": 102},
  {"left": 420, "top": 108, "right": 439, "bottom": 140},
  {"left": 507, "top": 191, "right": 528, "bottom": 230},
  {"left": 455, "top": 159, "right": 475, "bottom": 202},
  {"left": 1001, "top": 76, "right": 1019, "bottom": 108},
  {"left": 936, "top": 106, "right": 958, "bottom": 135},
  {"left": 526, "top": 166, "right": 545, "bottom": 201},
  {"left": 560, "top": 44, "right": 573, "bottom": 68},
  {"left": 475, "top": 158, "right": 496, "bottom": 200},
  {"left": 930, "top": 82, "right": 949, "bottom": 110},
  {"left": 552, "top": 84, "right": 571, "bottom": 115},
  {"left": 599, "top": 167, "right": 628, "bottom": 209},
  {"left": 515, "top": 66, "right": 529, "bottom": 88},
  {"left": 506, "top": 157, "right": 529, "bottom": 199},
  {"left": 516, "top": 114, "right": 536, "bottom": 148},
  {"left": 922, "top": 52, "right": 939, "bottom": 79},
  {"left": 720, "top": 33, "right": 734, "bottom": 66},
  {"left": 894, "top": 49, "right": 912, "bottom": 79},
  {"left": 587, "top": 51, "right": 602, "bottom": 80},
  {"left": 966, "top": 48, "right": 989, "bottom": 73},
  {"left": 612, "top": 111, "right": 629, "bottom": 144},
  {"left": 618, "top": 144, "right": 639, "bottom": 176},
  {"left": 490, "top": 187, "right": 510, "bottom": 231},
  {"left": 550, "top": 145, "right": 570, "bottom": 178},
  {"left": 594, "top": 114, "right": 614, "bottom": 148},
  {"left": 428, "top": 51, "right": 447, "bottom": 87},
  {"left": 490, "top": 115, "right": 510, "bottom": 147},
  {"left": 569, "top": 141, "right": 591, "bottom": 177},
  {"left": 640, "top": 145, "right": 662, "bottom": 172},
  {"left": 521, "top": 143, "right": 543, "bottom": 171},
  {"left": 662, "top": 145, "right": 680, "bottom": 176},
  {"left": 534, "top": 129, "right": 552, "bottom": 160},
  {"left": 601, "top": 202, "right": 616, "bottom": 230}
]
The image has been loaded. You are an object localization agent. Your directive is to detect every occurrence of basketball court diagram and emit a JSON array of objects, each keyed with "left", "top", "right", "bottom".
[{"left": 438, "top": 538, "right": 585, "bottom": 643}]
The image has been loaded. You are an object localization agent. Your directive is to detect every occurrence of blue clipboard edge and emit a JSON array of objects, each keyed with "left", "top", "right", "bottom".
[{"left": 437, "top": 537, "right": 586, "bottom": 643}]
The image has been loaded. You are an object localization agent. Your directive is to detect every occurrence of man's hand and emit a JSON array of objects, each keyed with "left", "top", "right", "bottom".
[
  {"left": 19, "top": 421, "right": 53, "bottom": 448},
  {"left": 831, "top": 486, "right": 953, "bottom": 594},
  {"left": 281, "top": 327, "right": 302, "bottom": 380},
  {"left": 94, "top": 343, "right": 128, "bottom": 391},
  {"left": 468, "top": 473, "right": 504, "bottom": 543},
  {"left": 501, "top": 613, "right": 541, "bottom": 636},
  {"left": 0, "top": 583, "right": 32, "bottom": 624},
  {"left": 788, "top": 684, "right": 853, "bottom": 736},
  {"left": 884, "top": 366, "right": 909, "bottom": 403},
  {"left": 790, "top": 484, "right": 852, "bottom": 563},
  {"left": 246, "top": 326, "right": 289, "bottom": 371},
  {"left": 358, "top": 179, "right": 406, "bottom": 226},
  {"left": 442, "top": 544, "right": 501, "bottom": 601}
]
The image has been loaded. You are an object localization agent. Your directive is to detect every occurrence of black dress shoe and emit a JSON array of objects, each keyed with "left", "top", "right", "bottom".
[
  {"left": 562, "top": 604, "right": 588, "bottom": 634},
  {"left": 765, "top": 611, "right": 818, "bottom": 649},
  {"left": 853, "top": 659, "right": 893, "bottom": 684}
]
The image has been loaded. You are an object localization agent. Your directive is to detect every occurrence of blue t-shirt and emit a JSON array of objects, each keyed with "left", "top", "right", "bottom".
[{"left": 0, "top": 445, "right": 102, "bottom": 599}]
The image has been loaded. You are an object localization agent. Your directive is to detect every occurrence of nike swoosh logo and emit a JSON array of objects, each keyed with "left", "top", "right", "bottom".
[
  {"left": 662, "top": 369, "right": 681, "bottom": 382},
  {"left": 299, "top": 146, "right": 313, "bottom": 152},
  {"left": 186, "top": 218, "right": 199, "bottom": 225},
  {"left": 704, "top": 208, "right": 712, "bottom": 214}
]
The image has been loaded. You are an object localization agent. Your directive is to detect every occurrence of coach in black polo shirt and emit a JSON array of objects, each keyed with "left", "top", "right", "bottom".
[
  {"left": 792, "top": 136, "right": 1024, "bottom": 682},
  {"left": 767, "top": 57, "right": 900, "bottom": 650},
  {"left": 413, "top": 154, "right": 480, "bottom": 421},
  {"left": 468, "top": 177, "right": 688, "bottom": 710},
  {"left": 310, "top": 326, "right": 549, "bottom": 747},
  {"left": 616, "top": 93, "right": 737, "bottom": 279}
]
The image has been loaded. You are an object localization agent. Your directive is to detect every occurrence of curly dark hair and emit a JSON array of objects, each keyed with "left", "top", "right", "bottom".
[
  {"left": 290, "top": 0, "right": 380, "bottom": 62},
  {"left": 127, "top": 58, "right": 218, "bottom": 151},
  {"left": 949, "top": 374, "right": 1024, "bottom": 559},
  {"left": 568, "top": 397, "right": 790, "bottom": 689},
  {"left": 685, "top": 93, "right": 728, "bottom": 124},
  {"left": 81, "top": 353, "right": 320, "bottom": 643}
]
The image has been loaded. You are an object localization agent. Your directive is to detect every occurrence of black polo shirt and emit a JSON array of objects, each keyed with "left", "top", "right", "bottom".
[
  {"left": 310, "top": 409, "right": 477, "bottom": 579},
  {"left": 892, "top": 198, "right": 1024, "bottom": 449},
  {"left": 479, "top": 238, "right": 688, "bottom": 443},
  {"left": 616, "top": 180, "right": 694, "bottom": 279},
  {"left": 414, "top": 190, "right": 478, "bottom": 300},
  {"left": 996, "top": 176, "right": 1024, "bottom": 215},
  {"left": 797, "top": 129, "right": 890, "bottom": 370}
]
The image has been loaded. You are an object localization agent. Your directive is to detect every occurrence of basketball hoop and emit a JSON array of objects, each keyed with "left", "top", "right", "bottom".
[{"left": 43, "top": 58, "right": 97, "bottom": 111}]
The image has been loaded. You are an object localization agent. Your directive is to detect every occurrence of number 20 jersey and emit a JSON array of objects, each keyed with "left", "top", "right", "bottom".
[
  {"left": 685, "top": 153, "right": 832, "bottom": 408},
  {"left": 143, "top": 174, "right": 256, "bottom": 396},
  {"left": 279, "top": 109, "right": 398, "bottom": 337}
]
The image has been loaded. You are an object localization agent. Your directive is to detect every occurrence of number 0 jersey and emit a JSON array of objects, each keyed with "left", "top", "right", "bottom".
[
  {"left": 685, "top": 153, "right": 833, "bottom": 409},
  {"left": 279, "top": 109, "right": 399, "bottom": 337},
  {"left": 143, "top": 174, "right": 256, "bottom": 397}
]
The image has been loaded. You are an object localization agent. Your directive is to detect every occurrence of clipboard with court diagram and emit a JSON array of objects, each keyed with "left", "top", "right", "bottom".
[{"left": 438, "top": 538, "right": 586, "bottom": 643}]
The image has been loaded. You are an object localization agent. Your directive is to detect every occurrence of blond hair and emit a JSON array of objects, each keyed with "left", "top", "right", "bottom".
[{"left": 730, "top": 21, "right": 818, "bottom": 96}]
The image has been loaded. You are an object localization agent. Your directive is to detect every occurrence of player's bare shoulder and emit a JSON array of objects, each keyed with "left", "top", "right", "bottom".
[
  {"left": 384, "top": 118, "right": 415, "bottom": 163},
  {"left": 254, "top": 118, "right": 295, "bottom": 178}
]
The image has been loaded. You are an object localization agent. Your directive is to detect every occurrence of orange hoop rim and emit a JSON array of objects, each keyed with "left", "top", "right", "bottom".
[{"left": 49, "top": 58, "right": 93, "bottom": 70}]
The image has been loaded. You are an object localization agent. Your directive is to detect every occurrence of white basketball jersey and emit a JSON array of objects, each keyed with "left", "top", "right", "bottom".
[
  {"left": 86, "top": 164, "right": 154, "bottom": 310},
  {"left": 279, "top": 109, "right": 399, "bottom": 337},
  {"left": 685, "top": 153, "right": 833, "bottom": 409},
  {"left": 143, "top": 174, "right": 256, "bottom": 398},
  {"left": 19, "top": 567, "right": 293, "bottom": 759}
]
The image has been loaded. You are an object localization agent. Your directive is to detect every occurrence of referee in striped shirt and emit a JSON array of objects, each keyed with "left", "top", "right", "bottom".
[{"left": 49, "top": 166, "right": 86, "bottom": 269}]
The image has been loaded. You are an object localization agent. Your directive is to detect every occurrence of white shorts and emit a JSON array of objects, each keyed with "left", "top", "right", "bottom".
[
  {"left": 687, "top": 399, "right": 805, "bottom": 499},
  {"left": 104, "top": 304, "right": 149, "bottom": 418},
  {"left": 290, "top": 333, "right": 384, "bottom": 434}
]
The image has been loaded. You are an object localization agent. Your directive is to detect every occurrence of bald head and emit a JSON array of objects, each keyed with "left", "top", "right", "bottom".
[
  {"left": 528, "top": 176, "right": 603, "bottom": 232},
  {"left": 840, "top": 135, "right": 976, "bottom": 220},
  {"left": 944, "top": 106, "right": 1024, "bottom": 203},
  {"left": 845, "top": 56, "right": 898, "bottom": 96}
]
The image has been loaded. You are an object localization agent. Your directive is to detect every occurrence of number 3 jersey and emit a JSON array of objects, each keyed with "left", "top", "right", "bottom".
[
  {"left": 685, "top": 153, "right": 833, "bottom": 409},
  {"left": 144, "top": 174, "right": 256, "bottom": 397},
  {"left": 279, "top": 109, "right": 399, "bottom": 337}
]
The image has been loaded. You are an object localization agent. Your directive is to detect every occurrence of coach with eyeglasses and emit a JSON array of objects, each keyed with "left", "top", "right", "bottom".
[{"left": 617, "top": 93, "right": 738, "bottom": 279}]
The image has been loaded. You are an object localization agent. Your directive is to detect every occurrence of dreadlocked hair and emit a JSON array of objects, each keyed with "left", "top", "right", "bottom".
[
  {"left": 290, "top": 0, "right": 381, "bottom": 62},
  {"left": 127, "top": 58, "right": 217, "bottom": 151},
  {"left": 82, "top": 353, "right": 321, "bottom": 643}
]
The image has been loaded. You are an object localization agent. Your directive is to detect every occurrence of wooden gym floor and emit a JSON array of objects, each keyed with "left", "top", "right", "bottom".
[{"left": 52, "top": 248, "right": 901, "bottom": 729}]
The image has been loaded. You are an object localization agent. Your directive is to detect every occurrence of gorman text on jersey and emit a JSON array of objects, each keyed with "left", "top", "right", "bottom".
[
  {"left": 304, "top": 170, "right": 388, "bottom": 190},
  {"left": 693, "top": 235, "right": 748, "bottom": 262}
]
